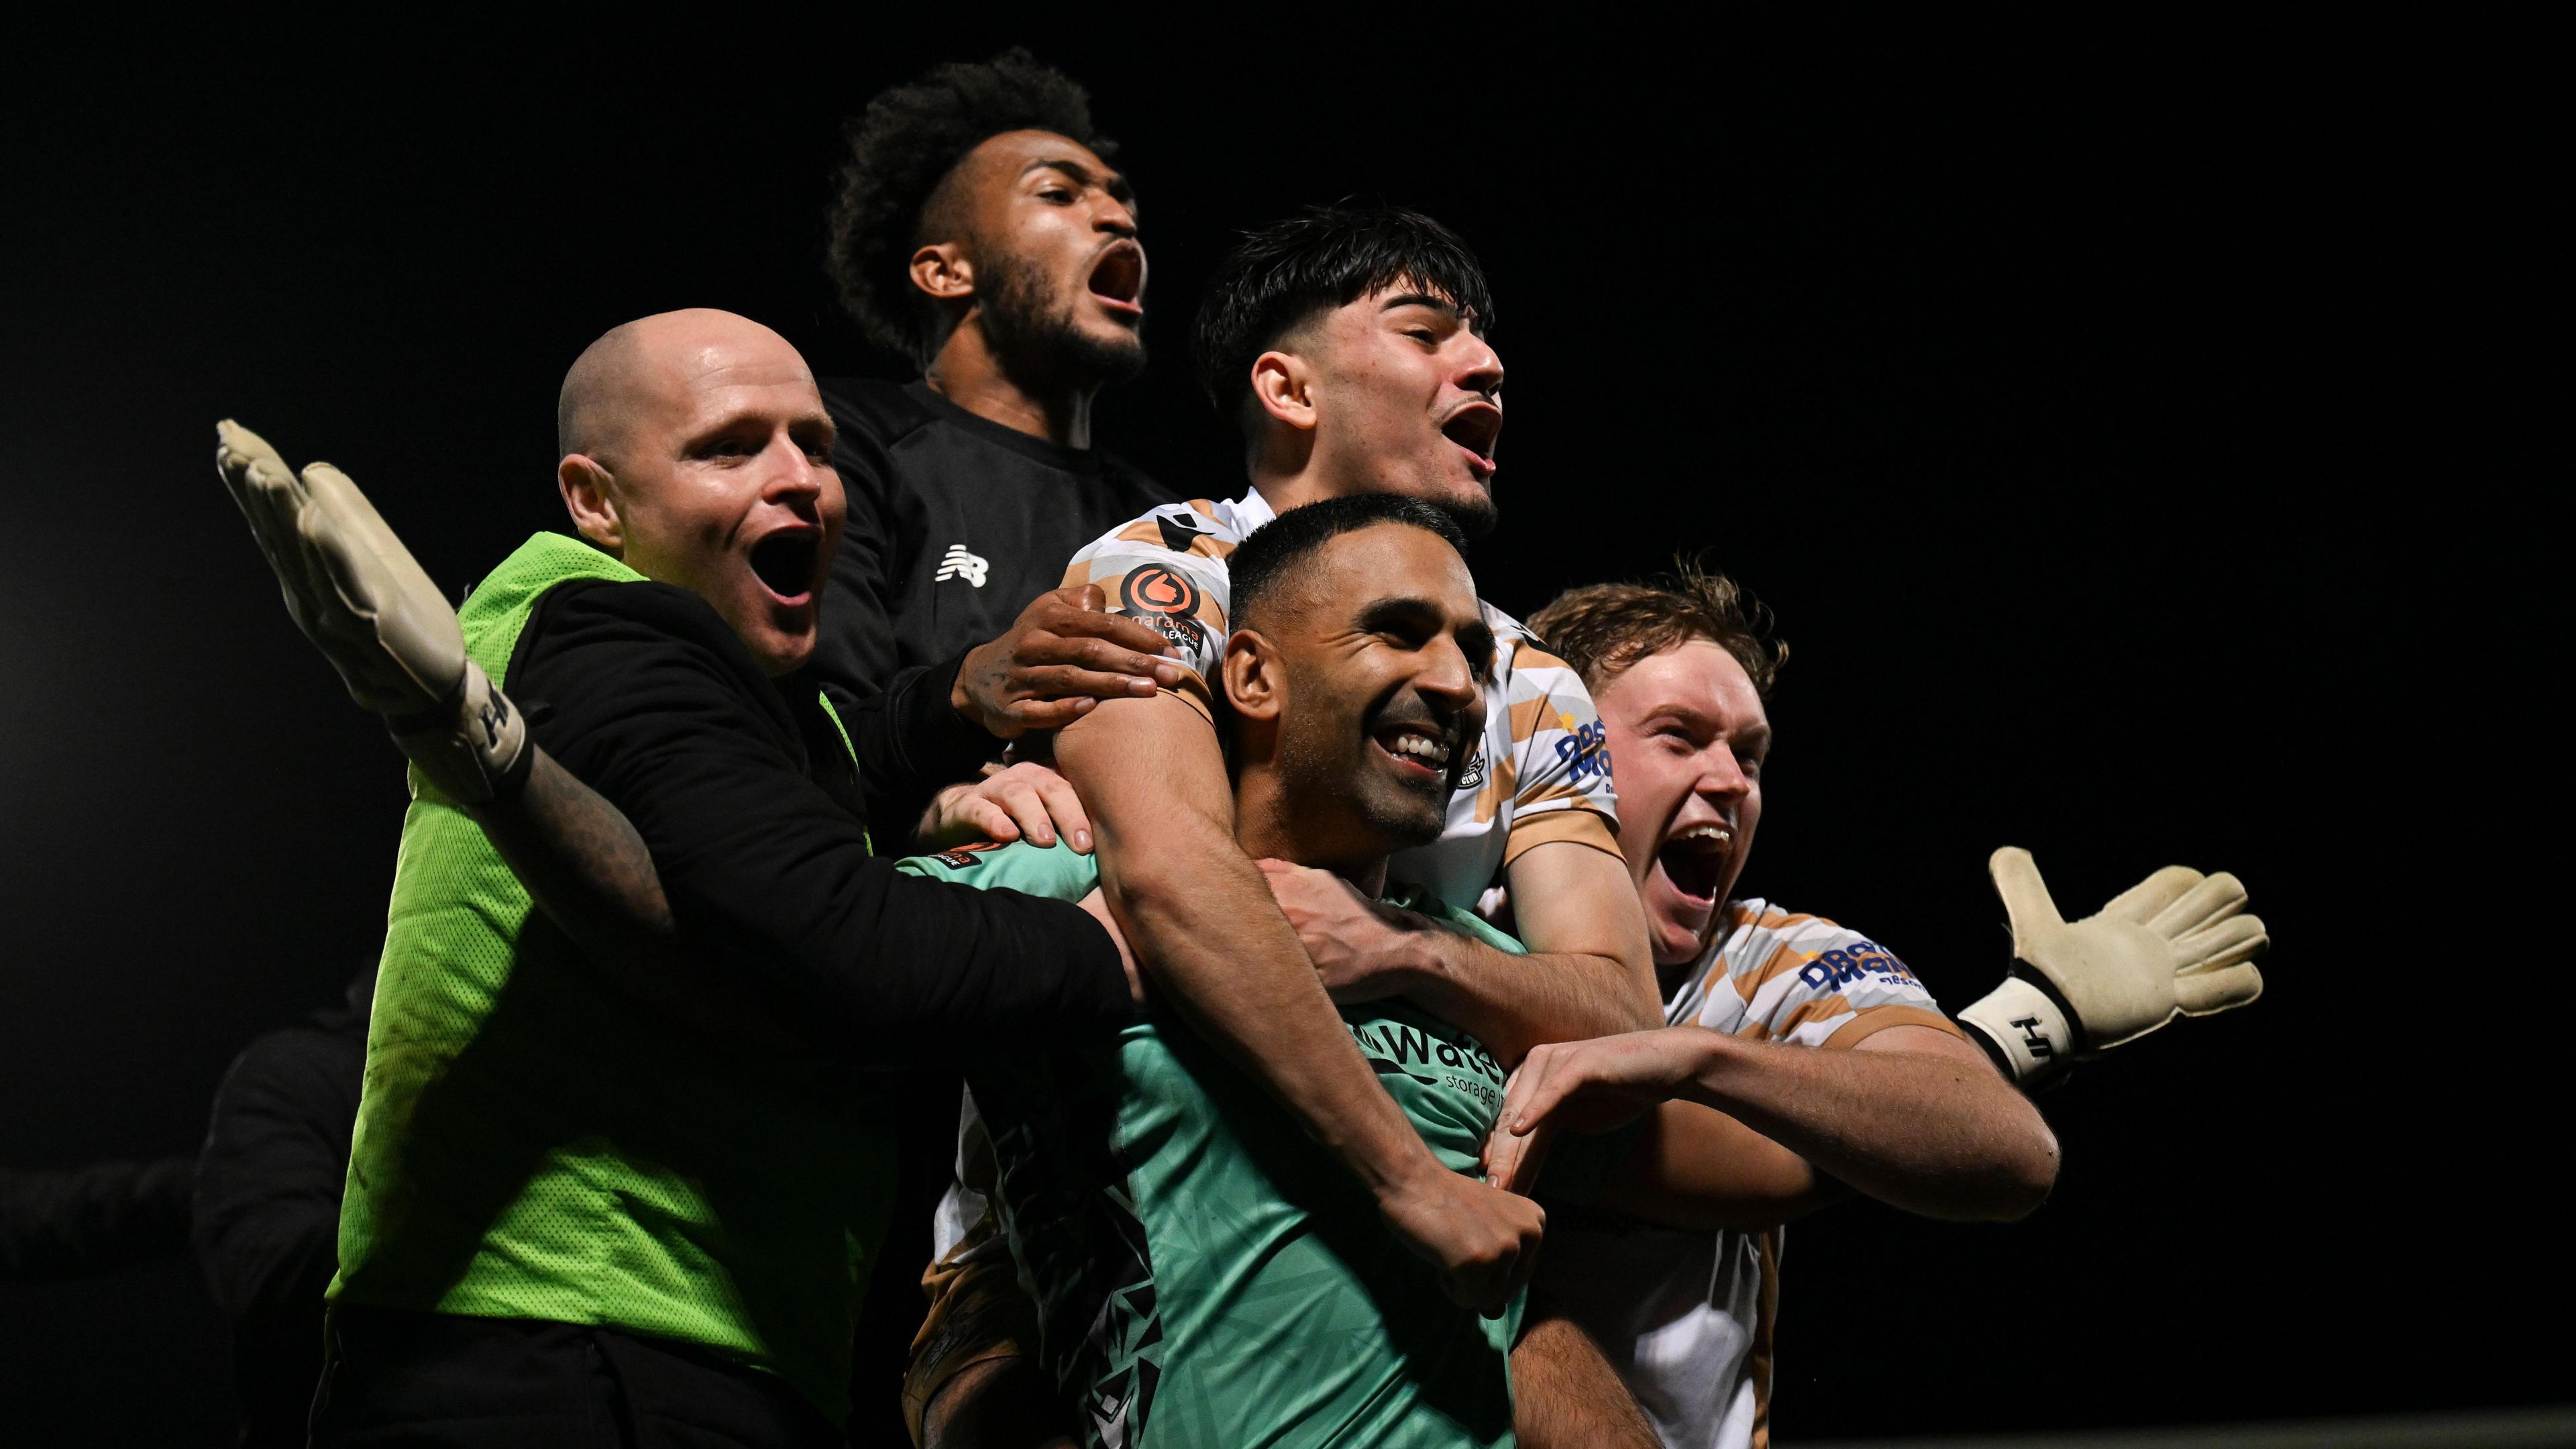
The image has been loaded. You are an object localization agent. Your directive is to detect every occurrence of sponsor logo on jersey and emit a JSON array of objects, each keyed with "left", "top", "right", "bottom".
[
  {"left": 1796, "top": 939, "right": 1923, "bottom": 992},
  {"left": 1346, "top": 1017, "right": 1506, "bottom": 1104},
  {"left": 1554, "top": 717, "right": 1611, "bottom": 786},
  {"left": 1119, "top": 564, "right": 1200, "bottom": 619},
  {"left": 930, "top": 841, "right": 1008, "bottom": 868},
  {"left": 1454, "top": 745, "right": 1488, "bottom": 794},
  {"left": 936, "top": 543, "right": 989, "bottom": 588}
]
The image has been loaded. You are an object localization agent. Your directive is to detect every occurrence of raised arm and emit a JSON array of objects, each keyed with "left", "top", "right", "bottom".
[
  {"left": 1265, "top": 837, "right": 1658, "bottom": 1064},
  {"left": 1054, "top": 692, "right": 1542, "bottom": 1313},
  {"left": 213, "top": 421, "right": 1134, "bottom": 1055}
]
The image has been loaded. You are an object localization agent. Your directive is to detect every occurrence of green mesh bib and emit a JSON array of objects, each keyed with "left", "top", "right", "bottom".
[{"left": 332, "top": 533, "right": 892, "bottom": 1421}]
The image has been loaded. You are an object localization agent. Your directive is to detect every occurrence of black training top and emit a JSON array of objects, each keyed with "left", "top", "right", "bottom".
[
  {"left": 505, "top": 576, "right": 1134, "bottom": 1056},
  {"left": 815, "top": 380, "right": 1178, "bottom": 823}
]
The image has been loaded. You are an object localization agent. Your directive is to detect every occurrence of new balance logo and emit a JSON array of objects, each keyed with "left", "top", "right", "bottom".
[{"left": 936, "top": 544, "right": 989, "bottom": 588}]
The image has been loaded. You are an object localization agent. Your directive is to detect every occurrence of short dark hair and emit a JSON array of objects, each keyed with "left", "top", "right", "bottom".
[
  {"left": 825, "top": 50, "right": 1114, "bottom": 365},
  {"left": 1192, "top": 204, "right": 1495, "bottom": 421},
  {"left": 1525, "top": 557, "right": 1790, "bottom": 698},
  {"left": 1230, "top": 494, "right": 1472, "bottom": 634}
]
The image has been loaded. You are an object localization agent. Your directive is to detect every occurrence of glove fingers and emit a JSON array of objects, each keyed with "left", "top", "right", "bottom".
[
  {"left": 2174, "top": 912, "right": 2267, "bottom": 971},
  {"left": 1988, "top": 847, "right": 2068, "bottom": 946},
  {"left": 215, "top": 422, "right": 314, "bottom": 590},
  {"left": 2174, "top": 961, "right": 2264, "bottom": 1015},
  {"left": 2147, "top": 871, "right": 2249, "bottom": 939},
  {"left": 301, "top": 464, "right": 466, "bottom": 706},
  {"left": 2099, "top": 865, "right": 2204, "bottom": 926}
]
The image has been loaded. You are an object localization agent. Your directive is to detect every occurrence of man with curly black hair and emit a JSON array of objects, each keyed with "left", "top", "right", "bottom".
[{"left": 814, "top": 50, "right": 1183, "bottom": 851}]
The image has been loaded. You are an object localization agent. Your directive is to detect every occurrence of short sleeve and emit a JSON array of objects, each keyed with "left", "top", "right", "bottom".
[
  {"left": 1688, "top": 904, "right": 1966, "bottom": 1051},
  {"left": 1059, "top": 500, "right": 1240, "bottom": 724},
  {"left": 1495, "top": 632, "right": 1621, "bottom": 865}
]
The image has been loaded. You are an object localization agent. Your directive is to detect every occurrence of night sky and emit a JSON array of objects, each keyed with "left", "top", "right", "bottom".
[{"left": 0, "top": 15, "right": 2540, "bottom": 1444}]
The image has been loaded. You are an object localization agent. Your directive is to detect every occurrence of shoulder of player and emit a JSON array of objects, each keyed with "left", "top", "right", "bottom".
[
  {"left": 1695, "top": 897, "right": 1888, "bottom": 987},
  {"left": 1075, "top": 498, "right": 1245, "bottom": 560},
  {"left": 818, "top": 376, "right": 930, "bottom": 447},
  {"left": 511, "top": 578, "right": 777, "bottom": 715}
]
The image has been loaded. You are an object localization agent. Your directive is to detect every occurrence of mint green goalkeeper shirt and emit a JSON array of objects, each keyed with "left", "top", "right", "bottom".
[{"left": 898, "top": 839, "right": 1526, "bottom": 1449}]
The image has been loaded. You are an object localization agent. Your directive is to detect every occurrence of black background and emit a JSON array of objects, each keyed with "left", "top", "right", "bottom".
[{"left": 0, "top": 14, "right": 2546, "bottom": 1445}]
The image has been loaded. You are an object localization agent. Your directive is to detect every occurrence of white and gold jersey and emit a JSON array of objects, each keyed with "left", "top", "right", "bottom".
[
  {"left": 1537, "top": 900, "right": 1966, "bottom": 1449},
  {"left": 1059, "top": 488, "right": 1621, "bottom": 911}
]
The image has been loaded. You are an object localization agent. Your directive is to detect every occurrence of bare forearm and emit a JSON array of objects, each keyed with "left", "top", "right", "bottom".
[
  {"left": 1063, "top": 716, "right": 1439, "bottom": 1196},
  {"left": 1110, "top": 835, "right": 1435, "bottom": 1191},
  {"left": 471, "top": 747, "right": 675, "bottom": 960},
  {"left": 1681, "top": 1032, "right": 2057, "bottom": 1220},
  {"left": 1406, "top": 934, "right": 1651, "bottom": 1064}
]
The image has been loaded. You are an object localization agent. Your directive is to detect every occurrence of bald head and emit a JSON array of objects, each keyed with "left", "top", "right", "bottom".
[
  {"left": 550, "top": 308, "right": 841, "bottom": 677},
  {"left": 557, "top": 309, "right": 808, "bottom": 463}
]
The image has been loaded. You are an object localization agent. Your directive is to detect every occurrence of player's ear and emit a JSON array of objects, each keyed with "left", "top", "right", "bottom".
[
  {"left": 557, "top": 454, "right": 624, "bottom": 555},
  {"left": 1222, "top": 630, "right": 1286, "bottom": 724},
  {"left": 1250, "top": 351, "right": 1317, "bottom": 433},
  {"left": 910, "top": 241, "right": 975, "bottom": 303}
]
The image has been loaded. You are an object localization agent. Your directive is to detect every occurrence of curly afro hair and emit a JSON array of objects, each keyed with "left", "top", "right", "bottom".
[{"left": 825, "top": 50, "right": 1115, "bottom": 366}]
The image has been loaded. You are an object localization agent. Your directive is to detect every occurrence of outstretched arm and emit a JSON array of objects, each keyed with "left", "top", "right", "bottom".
[
  {"left": 1266, "top": 838, "right": 1658, "bottom": 1064},
  {"left": 1055, "top": 693, "right": 1544, "bottom": 1313},
  {"left": 1495, "top": 1023, "right": 2058, "bottom": 1224}
]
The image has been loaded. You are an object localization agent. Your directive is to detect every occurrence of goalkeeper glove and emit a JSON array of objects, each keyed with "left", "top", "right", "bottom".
[
  {"left": 213, "top": 420, "right": 529, "bottom": 805},
  {"left": 1957, "top": 847, "right": 2267, "bottom": 1087}
]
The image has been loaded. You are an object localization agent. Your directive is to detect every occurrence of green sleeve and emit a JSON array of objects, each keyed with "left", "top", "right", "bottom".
[{"left": 894, "top": 838, "right": 1103, "bottom": 903}]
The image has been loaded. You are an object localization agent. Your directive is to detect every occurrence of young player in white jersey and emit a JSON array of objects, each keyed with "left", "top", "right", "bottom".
[{"left": 1489, "top": 568, "right": 2270, "bottom": 1449}]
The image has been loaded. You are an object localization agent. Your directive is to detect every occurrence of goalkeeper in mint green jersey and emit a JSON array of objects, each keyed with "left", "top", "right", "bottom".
[{"left": 902, "top": 495, "right": 1648, "bottom": 1449}]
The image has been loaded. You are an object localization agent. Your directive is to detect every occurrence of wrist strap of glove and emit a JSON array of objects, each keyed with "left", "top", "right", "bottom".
[
  {"left": 1958, "top": 974, "right": 2079, "bottom": 1088},
  {"left": 387, "top": 661, "right": 530, "bottom": 807}
]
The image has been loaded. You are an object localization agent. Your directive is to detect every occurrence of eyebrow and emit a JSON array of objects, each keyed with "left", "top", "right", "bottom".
[
  {"left": 1651, "top": 704, "right": 1768, "bottom": 747},
  {"left": 1379, "top": 292, "right": 1462, "bottom": 321},
  {"left": 1353, "top": 597, "right": 1496, "bottom": 667},
  {"left": 1022, "top": 157, "right": 1138, "bottom": 211}
]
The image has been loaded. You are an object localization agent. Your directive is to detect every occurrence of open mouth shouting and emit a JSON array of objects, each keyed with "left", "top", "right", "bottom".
[
  {"left": 1087, "top": 240, "right": 1146, "bottom": 319},
  {"left": 747, "top": 525, "right": 823, "bottom": 608},
  {"left": 1654, "top": 819, "right": 1737, "bottom": 918},
  {"left": 1439, "top": 400, "right": 1502, "bottom": 482}
]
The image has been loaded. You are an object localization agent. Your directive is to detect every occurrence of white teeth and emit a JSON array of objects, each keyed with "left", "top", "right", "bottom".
[
  {"left": 1388, "top": 733, "right": 1449, "bottom": 766},
  {"left": 1672, "top": 824, "right": 1733, "bottom": 847}
]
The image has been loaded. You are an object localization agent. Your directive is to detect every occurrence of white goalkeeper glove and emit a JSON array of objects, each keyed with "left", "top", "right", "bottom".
[
  {"left": 1958, "top": 847, "right": 2267, "bottom": 1087},
  {"left": 214, "top": 419, "right": 529, "bottom": 805}
]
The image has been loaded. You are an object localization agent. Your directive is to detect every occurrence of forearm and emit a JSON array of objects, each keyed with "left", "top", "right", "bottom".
[
  {"left": 1061, "top": 706, "right": 1442, "bottom": 1197},
  {"left": 473, "top": 751, "right": 837, "bottom": 1055},
  {"left": 1679, "top": 1030, "right": 2057, "bottom": 1220},
  {"left": 1403, "top": 932, "right": 1652, "bottom": 1064},
  {"left": 1109, "top": 830, "right": 1440, "bottom": 1193},
  {"left": 1598, "top": 1101, "right": 1849, "bottom": 1232},
  {"left": 472, "top": 747, "right": 676, "bottom": 963}
]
